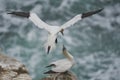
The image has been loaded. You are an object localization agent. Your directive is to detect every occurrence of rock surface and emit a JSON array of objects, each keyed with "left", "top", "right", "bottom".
[
  {"left": 41, "top": 71, "right": 77, "bottom": 80},
  {"left": 0, "top": 53, "right": 77, "bottom": 80},
  {"left": 0, "top": 53, "right": 32, "bottom": 80}
]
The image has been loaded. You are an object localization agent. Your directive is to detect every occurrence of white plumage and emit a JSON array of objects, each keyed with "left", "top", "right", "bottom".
[
  {"left": 44, "top": 46, "right": 75, "bottom": 74},
  {"left": 7, "top": 9, "right": 103, "bottom": 53},
  {"left": 49, "top": 59, "right": 74, "bottom": 73},
  {"left": 60, "top": 14, "right": 82, "bottom": 29}
]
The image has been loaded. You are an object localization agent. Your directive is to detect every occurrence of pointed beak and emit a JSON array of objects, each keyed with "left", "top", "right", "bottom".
[
  {"left": 47, "top": 46, "right": 51, "bottom": 54},
  {"left": 60, "top": 29, "right": 64, "bottom": 35}
]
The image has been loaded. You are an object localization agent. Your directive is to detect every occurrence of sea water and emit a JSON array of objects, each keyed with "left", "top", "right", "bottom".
[{"left": 0, "top": 0, "right": 120, "bottom": 80}]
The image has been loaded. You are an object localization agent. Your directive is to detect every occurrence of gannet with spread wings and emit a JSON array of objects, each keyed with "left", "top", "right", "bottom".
[{"left": 7, "top": 9, "right": 103, "bottom": 54}]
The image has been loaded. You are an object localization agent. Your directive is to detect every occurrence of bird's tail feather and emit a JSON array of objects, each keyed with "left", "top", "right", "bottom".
[{"left": 44, "top": 70, "right": 57, "bottom": 74}]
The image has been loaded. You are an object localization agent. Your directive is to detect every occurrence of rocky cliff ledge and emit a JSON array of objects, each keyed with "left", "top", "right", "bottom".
[
  {"left": 41, "top": 71, "right": 77, "bottom": 80},
  {"left": 0, "top": 53, "right": 77, "bottom": 80},
  {"left": 0, "top": 53, "right": 32, "bottom": 80}
]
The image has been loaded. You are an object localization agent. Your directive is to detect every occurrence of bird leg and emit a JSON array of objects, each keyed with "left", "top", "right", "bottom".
[
  {"left": 47, "top": 46, "right": 51, "bottom": 54},
  {"left": 54, "top": 73, "right": 61, "bottom": 80},
  {"left": 55, "top": 38, "right": 58, "bottom": 44}
]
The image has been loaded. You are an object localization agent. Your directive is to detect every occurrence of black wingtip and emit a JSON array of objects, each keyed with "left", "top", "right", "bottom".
[
  {"left": 46, "top": 64, "right": 56, "bottom": 68},
  {"left": 7, "top": 11, "right": 30, "bottom": 18},
  {"left": 7, "top": 12, "right": 13, "bottom": 14},
  {"left": 81, "top": 8, "right": 103, "bottom": 18}
]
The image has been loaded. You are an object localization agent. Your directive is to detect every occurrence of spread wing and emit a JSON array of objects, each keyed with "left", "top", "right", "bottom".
[
  {"left": 7, "top": 12, "right": 51, "bottom": 32},
  {"left": 60, "top": 9, "right": 103, "bottom": 30}
]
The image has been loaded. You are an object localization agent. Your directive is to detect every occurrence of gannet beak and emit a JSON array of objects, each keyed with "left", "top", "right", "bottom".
[
  {"left": 47, "top": 46, "right": 51, "bottom": 54},
  {"left": 60, "top": 29, "right": 64, "bottom": 35}
]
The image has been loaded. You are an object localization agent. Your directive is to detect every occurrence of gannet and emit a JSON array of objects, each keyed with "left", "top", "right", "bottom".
[
  {"left": 44, "top": 45, "right": 75, "bottom": 74},
  {"left": 7, "top": 9, "right": 103, "bottom": 54}
]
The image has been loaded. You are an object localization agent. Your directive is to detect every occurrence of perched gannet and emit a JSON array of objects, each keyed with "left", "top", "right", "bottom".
[
  {"left": 44, "top": 45, "right": 74, "bottom": 74},
  {"left": 7, "top": 9, "right": 103, "bottom": 53}
]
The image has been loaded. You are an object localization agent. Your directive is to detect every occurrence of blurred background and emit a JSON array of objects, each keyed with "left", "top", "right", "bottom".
[{"left": 0, "top": 0, "right": 120, "bottom": 80}]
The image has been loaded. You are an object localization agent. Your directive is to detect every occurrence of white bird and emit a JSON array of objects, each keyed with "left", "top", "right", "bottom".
[
  {"left": 44, "top": 45, "right": 75, "bottom": 74},
  {"left": 7, "top": 9, "right": 103, "bottom": 54}
]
